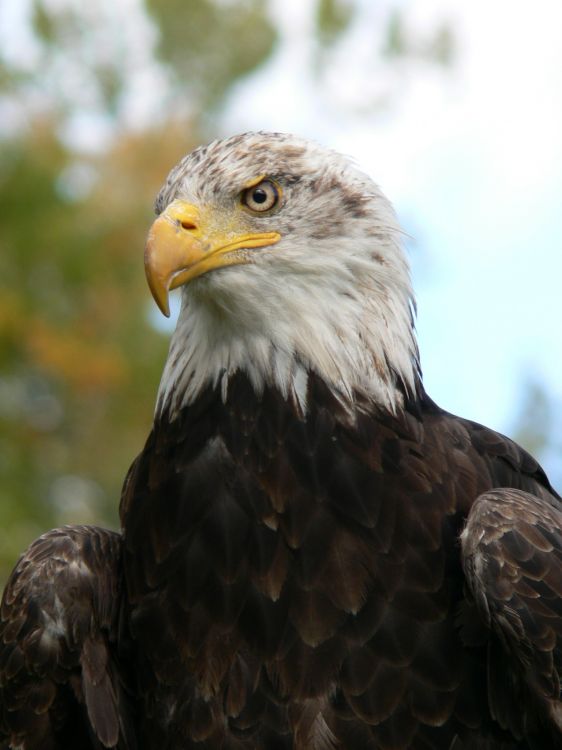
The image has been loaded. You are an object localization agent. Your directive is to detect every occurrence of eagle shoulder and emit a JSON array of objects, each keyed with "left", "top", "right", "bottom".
[
  {"left": 461, "top": 487, "right": 562, "bottom": 748},
  {"left": 0, "top": 525, "right": 136, "bottom": 750}
]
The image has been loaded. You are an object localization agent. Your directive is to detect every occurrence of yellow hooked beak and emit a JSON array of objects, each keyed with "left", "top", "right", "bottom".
[{"left": 144, "top": 199, "right": 281, "bottom": 316}]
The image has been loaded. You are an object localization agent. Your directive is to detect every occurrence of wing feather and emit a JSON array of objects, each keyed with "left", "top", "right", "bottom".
[
  {"left": 461, "top": 488, "right": 562, "bottom": 746},
  {"left": 0, "top": 525, "right": 136, "bottom": 750}
]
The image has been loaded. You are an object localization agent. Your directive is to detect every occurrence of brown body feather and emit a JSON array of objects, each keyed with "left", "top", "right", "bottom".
[
  {"left": 116, "top": 373, "right": 561, "bottom": 749},
  {"left": 1, "top": 376, "right": 561, "bottom": 749}
]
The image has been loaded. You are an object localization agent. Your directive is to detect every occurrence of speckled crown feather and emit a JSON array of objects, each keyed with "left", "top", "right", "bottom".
[{"left": 154, "top": 131, "right": 420, "bottom": 418}]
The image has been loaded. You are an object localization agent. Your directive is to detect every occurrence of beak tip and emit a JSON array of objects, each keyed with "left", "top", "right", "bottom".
[
  {"left": 153, "top": 291, "right": 171, "bottom": 318},
  {"left": 146, "top": 275, "right": 171, "bottom": 318}
]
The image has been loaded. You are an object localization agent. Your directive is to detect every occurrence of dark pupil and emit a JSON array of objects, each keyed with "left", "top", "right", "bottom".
[{"left": 252, "top": 188, "right": 268, "bottom": 204}]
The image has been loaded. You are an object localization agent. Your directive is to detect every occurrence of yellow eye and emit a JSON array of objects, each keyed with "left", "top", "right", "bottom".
[{"left": 242, "top": 180, "right": 279, "bottom": 212}]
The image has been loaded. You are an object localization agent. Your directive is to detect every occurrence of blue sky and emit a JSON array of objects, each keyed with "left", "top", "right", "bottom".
[{"left": 220, "top": 0, "right": 562, "bottom": 465}]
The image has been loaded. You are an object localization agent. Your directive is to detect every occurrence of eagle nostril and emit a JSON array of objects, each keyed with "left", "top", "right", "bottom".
[{"left": 180, "top": 219, "right": 197, "bottom": 231}]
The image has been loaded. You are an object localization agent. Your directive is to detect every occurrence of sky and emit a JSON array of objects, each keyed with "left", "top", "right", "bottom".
[
  {"left": 1, "top": 0, "right": 560, "bottom": 480},
  {"left": 221, "top": 0, "right": 562, "bottom": 460}
]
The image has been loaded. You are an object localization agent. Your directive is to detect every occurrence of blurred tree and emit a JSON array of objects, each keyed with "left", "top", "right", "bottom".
[
  {"left": 383, "top": 8, "right": 454, "bottom": 65},
  {"left": 315, "top": 0, "right": 354, "bottom": 47},
  {"left": 0, "top": 0, "right": 279, "bottom": 583},
  {"left": 147, "top": 0, "right": 277, "bottom": 113},
  {"left": 0, "top": 0, "right": 462, "bottom": 585},
  {"left": 510, "top": 378, "right": 562, "bottom": 490},
  {"left": 0, "top": 122, "right": 189, "bottom": 576}
]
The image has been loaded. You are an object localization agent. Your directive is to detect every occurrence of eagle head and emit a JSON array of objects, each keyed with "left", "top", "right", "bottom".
[{"left": 145, "top": 132, "right": 420, "bottom": 417}]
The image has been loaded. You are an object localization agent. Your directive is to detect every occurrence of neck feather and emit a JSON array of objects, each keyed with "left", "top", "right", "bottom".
[{"left": 155, "top": 262, "right": 420, "bottom": 420}]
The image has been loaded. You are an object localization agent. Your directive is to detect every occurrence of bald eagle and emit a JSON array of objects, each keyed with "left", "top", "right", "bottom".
[{"left": 1, "top": 132, "right": 561, "bottom": 750}]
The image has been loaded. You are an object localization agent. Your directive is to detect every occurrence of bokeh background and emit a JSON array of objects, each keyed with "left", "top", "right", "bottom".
[{"left": 1, "top": 0, "right": 561, "bottom": 583}]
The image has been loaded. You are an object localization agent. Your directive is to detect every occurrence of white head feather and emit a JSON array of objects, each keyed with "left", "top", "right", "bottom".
[{"left": 153, "top": 132, "right": 420, "bottom": 418}]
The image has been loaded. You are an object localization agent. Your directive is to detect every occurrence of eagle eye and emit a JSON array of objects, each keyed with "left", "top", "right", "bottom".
[{"left": 242, "top": 180, "right": 279, "bottom": 213}]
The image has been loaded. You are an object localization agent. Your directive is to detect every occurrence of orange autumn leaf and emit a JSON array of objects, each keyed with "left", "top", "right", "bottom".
[{"left": 26, "top": 319, "right": 128, "bottom": 392}]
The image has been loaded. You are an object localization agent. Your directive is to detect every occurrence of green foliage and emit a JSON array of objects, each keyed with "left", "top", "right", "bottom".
[
  {"left": 29, "top": 1, "right": 127, "bottom": 118},
  {"left": 0, "top": 123, "right": 192, "bottom": 580},
  {"left": 32, "top": 1, "right": 57, "bottom": 45},
  {"left": 316, "top": 0, "right": 354, "bottom": 47},
  {"left": 428, "top": 24, "right": 455, "bottom": 66},
  {"left": 147, "top": 0, "right": 277, "bottom": 111},
  {"left": 511, "top": 378, "right": 562, "bottom": 487},
  {"left": 383, "top": 9, "right": 455, "bottom": 66},
  {"left": 384, "top": 10, "right": 407, "bottom": 57}
]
